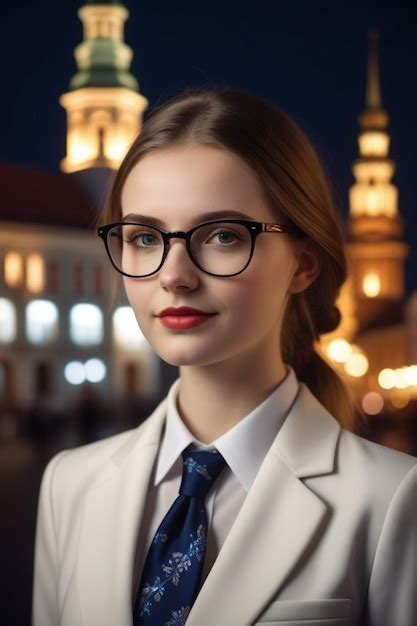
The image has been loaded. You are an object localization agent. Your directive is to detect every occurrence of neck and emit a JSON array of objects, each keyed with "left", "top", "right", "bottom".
[{"left": 176, "top": 348, "right": 288, "bottom": 444}]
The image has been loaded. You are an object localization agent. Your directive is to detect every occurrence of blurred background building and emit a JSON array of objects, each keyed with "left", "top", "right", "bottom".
[
  {"left": 0, "top": 1, "right": 416, "bottom": 455},
  {"left": 0, "top": 0, "right": 159, "bottom": 452}
]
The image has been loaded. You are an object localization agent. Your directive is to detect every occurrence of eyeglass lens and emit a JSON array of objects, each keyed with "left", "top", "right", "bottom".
[{"left": 107, "top": 222, "right": 253, "bottom": 276}]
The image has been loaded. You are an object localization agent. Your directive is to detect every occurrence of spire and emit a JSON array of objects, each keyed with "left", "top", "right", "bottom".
[
  {"left": 366, "top": 28, "right": 382, "bottom": 108},
  {"left": 359, "top": 28, "right": 389, "bottom": 130}
]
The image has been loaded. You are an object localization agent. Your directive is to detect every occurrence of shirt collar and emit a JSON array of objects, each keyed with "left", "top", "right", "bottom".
[{"left": 154, "top": 364, "right": 300, "bottom": 492}]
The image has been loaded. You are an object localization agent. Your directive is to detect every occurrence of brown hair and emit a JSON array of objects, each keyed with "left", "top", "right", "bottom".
[{"left": 99, "top": 87, "right": 361, "bottom": 430}]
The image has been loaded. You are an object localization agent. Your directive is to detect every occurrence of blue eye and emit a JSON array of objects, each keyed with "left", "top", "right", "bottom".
[{"left": 208, "top": 229, "right": 240, "bottom": 245}]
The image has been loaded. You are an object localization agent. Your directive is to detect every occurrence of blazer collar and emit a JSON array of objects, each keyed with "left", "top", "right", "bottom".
[
  {"left": 77, "top": 382, "right": 341, "bottom": 626},
  {"left": 110, "top": 379, "right": 340, "bottom": 477}
]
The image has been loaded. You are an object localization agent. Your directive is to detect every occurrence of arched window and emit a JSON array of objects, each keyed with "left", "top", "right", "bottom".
[
  {"left": 69, "top": 303, "right": 104, "bottom": 345},
  {"left": 0, "top": 298, "right": 17, "bottom": 343},
  {"left": 4, "top": 252, "right": 23, "bottom": 287},
  {"left": 113, "top": 306, "right": 146, "bottom": 349},
  {"left": 27, "top": 253, "right": 46, "bottom": 294},
  {"left": 26, "top": 300, "right": 59, "bottom": 344}
]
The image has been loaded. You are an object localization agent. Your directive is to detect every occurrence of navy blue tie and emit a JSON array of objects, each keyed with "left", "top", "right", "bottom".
[{"left": 133, "top": 446, "right": 227, "bottom": 625}]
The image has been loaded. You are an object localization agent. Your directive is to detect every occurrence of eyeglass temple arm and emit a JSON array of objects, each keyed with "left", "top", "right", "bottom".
[{"left": 263, "top": 223, "right": 302, "bottom": 234}]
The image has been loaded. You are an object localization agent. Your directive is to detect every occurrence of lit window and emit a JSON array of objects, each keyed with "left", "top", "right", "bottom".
[
  {"left": 27, "top": 253, "right": 46, "bottom": 294},
  {"left": 4, "top": 252, "right": 23, "bottom": 287},
  {"left": 70, "top": 303, "right": 103, "bottom": 345},
  {"left": 26, "top": 300, "right": 59, "bottom": 344},
  {"left": 113, "top": 306, "right": 146, "bottom": 349},
  {"left": 0, "top": 298, "right": 16, "bottom": 343},
  {"left": 362, "top": 272, "right": 381, "bottom": 298}
]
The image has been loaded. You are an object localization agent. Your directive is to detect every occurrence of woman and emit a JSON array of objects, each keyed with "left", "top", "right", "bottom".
[{"left": 32, "top": 88, "right": 416, "bottom": 626}]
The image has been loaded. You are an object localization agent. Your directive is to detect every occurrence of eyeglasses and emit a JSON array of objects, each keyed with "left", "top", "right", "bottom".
[{"left": 97, "top": 218, "right": 304, "bottom": 278}]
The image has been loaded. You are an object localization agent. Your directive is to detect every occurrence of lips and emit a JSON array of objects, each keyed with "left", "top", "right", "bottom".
[
  {"left": 157, "top": 306, "right": 217, "bottom": 330},
  {"left": 158, "top": 306, "right": 215, "bottom": 317}
]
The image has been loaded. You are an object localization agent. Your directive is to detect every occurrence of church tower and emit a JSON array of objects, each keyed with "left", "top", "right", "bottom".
[
  {"left": 346, "top": 29, "right": 409, "bottom": 330},
  {"left": 60, "top": 0, "right": 148, "bottom": 173}
]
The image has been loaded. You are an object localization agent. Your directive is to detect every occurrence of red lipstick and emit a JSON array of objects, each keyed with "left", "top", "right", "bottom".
[{"left": 157, "top": 306, "right": 217, "bottom": 330}]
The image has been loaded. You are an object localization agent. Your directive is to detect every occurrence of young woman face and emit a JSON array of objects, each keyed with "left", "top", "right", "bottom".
[{"left": 120, "top": 144, "right": 306, "bottom": 369}]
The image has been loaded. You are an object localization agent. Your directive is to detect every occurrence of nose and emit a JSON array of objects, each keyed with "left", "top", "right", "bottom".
[{"left": 158, "top": 237, "right": 200, "bottom": 290}]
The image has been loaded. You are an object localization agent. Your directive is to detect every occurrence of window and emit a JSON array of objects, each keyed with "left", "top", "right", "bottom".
[
  {"left": 0, "top": 298, "right": 16, "bottom": 343},
  {"left": 4, "top": 252, "right": 23, "bottom": 287},
  {"left": 70, "top": 303, "right": 103, "bottom": 345},
  {"left": 27, "top": 253, "right": 45, "bottom": 294},
  {"left": 113, "top": 306, "right": 146, "bottom": 349},
  {"left": 26, "top": 300, "right": 59, "bottom": 344}
]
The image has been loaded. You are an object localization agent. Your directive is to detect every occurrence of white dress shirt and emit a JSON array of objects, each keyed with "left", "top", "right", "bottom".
[{"left": 132, "top": 364, "right": 300, "bottom": 605}]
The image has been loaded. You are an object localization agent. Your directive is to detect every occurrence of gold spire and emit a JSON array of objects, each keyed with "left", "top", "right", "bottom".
[{"left": 359, "top": 29, "right": 389, "bottom": 130}]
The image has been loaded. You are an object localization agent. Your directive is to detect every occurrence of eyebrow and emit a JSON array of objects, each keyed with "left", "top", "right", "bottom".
[{"left": 121, "top": 210, "right": 256, "bottom": 228}]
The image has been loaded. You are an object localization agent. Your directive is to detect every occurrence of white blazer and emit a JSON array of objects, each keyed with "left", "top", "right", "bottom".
[{"left": 32, "top": 380, "right": 416, "bottom": 626}]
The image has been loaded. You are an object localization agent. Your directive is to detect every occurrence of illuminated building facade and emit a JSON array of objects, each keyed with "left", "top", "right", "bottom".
[{"left": 0, "top": 1, "right": 158, "bottom": 411}]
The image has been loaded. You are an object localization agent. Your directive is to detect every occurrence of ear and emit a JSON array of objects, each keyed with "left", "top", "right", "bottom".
[{"left": 288, "top": 239, "right": 321, "bottom": 294}]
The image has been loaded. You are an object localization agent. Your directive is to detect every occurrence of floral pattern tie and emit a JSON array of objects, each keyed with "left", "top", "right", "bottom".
[{"left": 133, "top": 447, "right": 227, "bottom": 626}]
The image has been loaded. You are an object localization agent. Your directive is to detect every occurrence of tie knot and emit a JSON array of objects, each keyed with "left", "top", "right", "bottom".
[{"left": 179, "top": 447, "right": 227, "bottom": 500}]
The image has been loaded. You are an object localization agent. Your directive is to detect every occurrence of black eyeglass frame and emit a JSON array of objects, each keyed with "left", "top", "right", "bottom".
[{"left": 97, "top": 218, "right": 304, "bottom": 278}]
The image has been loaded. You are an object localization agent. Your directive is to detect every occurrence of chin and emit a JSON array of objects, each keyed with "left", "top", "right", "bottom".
[
  {"left": 159, "top": 353, "right": 207, "bottom": 367},
  {"left": 155, "top": 344, "right": 220, "bottom": 367}
]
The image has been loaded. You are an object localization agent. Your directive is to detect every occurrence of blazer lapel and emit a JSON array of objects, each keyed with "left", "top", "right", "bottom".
[
  {"left": 186, "top": 382, "right": 341, "bottom": 626},
  {"left": 77, "top": 397, "right": 168, "bottom": 626}
]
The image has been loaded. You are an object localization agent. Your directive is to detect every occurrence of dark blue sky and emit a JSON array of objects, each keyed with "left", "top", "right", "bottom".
[{"left": 1, "top": 1, "right": 416, "bottom": 294}]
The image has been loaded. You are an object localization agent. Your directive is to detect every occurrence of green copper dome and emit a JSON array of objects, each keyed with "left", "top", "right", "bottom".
[
  {"left": 68, "top": 1, "right": 138, "bottom": 92},
  {"left": 69, "top": 40, "right": 139, "bottom": 91}
]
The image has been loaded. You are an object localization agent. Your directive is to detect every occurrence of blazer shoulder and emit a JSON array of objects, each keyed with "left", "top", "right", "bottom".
[
  {"left": 41, "top": 399, "right": 166, "bottom": 504},
  {"left": 337, "top": 427, "right": 416, "bottom": 504},
  {"left": 340, "top": 427, "right": 415, "bottom": 469}
]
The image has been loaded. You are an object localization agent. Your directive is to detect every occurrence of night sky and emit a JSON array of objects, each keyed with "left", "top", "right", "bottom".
[{"left": 1, "top": 1, "right": 416, "bottom": 295}]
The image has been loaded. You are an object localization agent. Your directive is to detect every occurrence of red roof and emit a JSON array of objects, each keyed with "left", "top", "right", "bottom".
[{"left": 0, "top": 162, "right": 99, "bottom": 230}]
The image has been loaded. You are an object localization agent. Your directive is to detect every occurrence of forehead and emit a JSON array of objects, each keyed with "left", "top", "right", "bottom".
[{"left": 120, "top": 144, "right": 276, "bottom": 226}]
